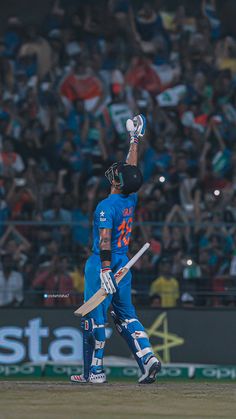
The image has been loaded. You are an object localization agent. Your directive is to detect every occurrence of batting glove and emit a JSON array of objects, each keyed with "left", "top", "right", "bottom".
[
  {"left": 126, "top": 114, "right": 146, "bottom": 144},
  {"left": 100, "top": 266, "right": 117, "bottom": 294}
]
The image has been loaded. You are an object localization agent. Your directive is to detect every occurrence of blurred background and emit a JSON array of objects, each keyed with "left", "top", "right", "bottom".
[{"left": 0, "top": 0, "right": 236, "bottom": 372}]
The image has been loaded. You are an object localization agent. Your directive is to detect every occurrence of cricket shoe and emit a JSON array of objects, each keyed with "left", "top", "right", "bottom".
[
  {"left": 71, "top": 374, "right": 87, "bottom": 383},
  {"left": 71, "top": 371, "right": 107, "bottom": 384},
  {"left": 138, "top": 356, "right": 161, "bottom": 384},
  {"left": 89, "top": 371, "right": 107, "bottom": 383}
]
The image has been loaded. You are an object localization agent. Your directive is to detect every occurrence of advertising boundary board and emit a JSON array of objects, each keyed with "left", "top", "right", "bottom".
[
  {"left": 0, "top": 364, "right": 236, "bottom": 381},
  {"left": 0, "top": 308, "right": 236, "bottom": 365}
]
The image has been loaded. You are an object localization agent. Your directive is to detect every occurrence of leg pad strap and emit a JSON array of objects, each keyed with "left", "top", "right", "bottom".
[
  {"left": 95, "top": 340, "right": 105, "bottom": 350},
  {"left": 136, "top": 347, "right": 152, "bottom": 358}
]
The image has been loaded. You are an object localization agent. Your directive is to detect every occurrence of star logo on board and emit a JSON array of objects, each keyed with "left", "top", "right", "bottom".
[
  {"left": 146, "top": 312, "right": 184, "bottom": 363},
  {"left": 100, "top": 211, "right": 105, "bottom": 217}
]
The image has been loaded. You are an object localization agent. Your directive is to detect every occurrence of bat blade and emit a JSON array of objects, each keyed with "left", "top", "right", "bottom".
[{"left": 74, "top": 268, "right": 128, "bottom": 317}]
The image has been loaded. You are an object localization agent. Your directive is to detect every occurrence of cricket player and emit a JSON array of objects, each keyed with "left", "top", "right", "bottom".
[{"left": 71, "top": 115, "right": 161, "bottom": 384}]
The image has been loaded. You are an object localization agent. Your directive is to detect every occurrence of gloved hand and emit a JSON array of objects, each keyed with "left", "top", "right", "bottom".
[
  {"left": 126, "top": 114, "right": 146, "bottom": 143},
  {"left": 100, "top": 266, "right": 117, "bottom": 294}
]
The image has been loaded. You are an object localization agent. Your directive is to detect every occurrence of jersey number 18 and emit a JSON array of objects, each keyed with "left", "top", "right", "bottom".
[{"left": 117, "top": 217, "right": 133, "bottom": 248}]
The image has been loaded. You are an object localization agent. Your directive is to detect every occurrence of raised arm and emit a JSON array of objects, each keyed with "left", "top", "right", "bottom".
[
  {"left": 126, "top": 141, "right": 138, "bottom": 166},
  {"left": 126, "top": 115, "right": 146, "bottom": 166},
  {"left": 163, "top": 205, "right": 179, "bottom": 245}
]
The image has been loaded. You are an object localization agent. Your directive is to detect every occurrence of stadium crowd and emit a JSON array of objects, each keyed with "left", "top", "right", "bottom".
[{"left": 0, "top": 0, "right": 236, "bottom": 308}]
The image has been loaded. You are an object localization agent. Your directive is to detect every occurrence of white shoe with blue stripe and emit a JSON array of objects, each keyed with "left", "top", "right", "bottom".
[{"left": 138, "top": 356, "right": 161, "bottom": 384}]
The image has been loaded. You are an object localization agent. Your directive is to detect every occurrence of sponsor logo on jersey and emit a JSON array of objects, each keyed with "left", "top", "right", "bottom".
[{"left": 100, "top": 210, "right": 106, "bottom": 222}]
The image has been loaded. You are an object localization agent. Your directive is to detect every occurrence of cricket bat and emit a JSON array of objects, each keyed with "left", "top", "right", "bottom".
[{"left": 74, "top": 242, "right": 150, "bottom": 317}]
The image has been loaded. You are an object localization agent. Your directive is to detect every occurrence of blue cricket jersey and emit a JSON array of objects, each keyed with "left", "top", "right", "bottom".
[{"left": 92, "top": 193, "right": 138, "bottom": 255}]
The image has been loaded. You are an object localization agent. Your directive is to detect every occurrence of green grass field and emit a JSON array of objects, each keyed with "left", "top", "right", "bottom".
[{"left": 1, "top": 381, "right": 236, "bottom": 419}]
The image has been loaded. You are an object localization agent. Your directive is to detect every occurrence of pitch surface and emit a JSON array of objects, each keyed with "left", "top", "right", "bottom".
[{"left": 0, "top": 381, "right": 236, "bottom": 419}]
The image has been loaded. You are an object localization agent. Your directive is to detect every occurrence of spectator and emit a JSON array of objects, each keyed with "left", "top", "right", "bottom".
[
  {"left": 0, "top": 139, "right": 25, "bottom": 176},
  {"left": 32, "top": 255, "right": 75, "bottom": 306},
  {"left": 0, "top": 0, "right": 235, "bottom": 307},
  {"left": 162, "top": 205, "right": 190, "bottom": 256},
  {"left": 43, "top": 192, "right": 72, "bottom": 222},
  {"left": 0, "top": 187, "right": 9, "bottom": 236},
  {"left": 149, "top": 259, "right": 179, "bottom": 308},
  {"left": 70, "top": 259, "right": 85, "bottom": 305},
  {"left": 1, "top": 232, "right": 31, "bottom": 269},
  {"left": 72, "top": 201, "right": 90, "bottom": 247},
  {"left": 70, "top": 262, "right": 84, "bottom": 294},
  {"left": 0, "top": 252, "right": 24, "bottom": 307}
]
